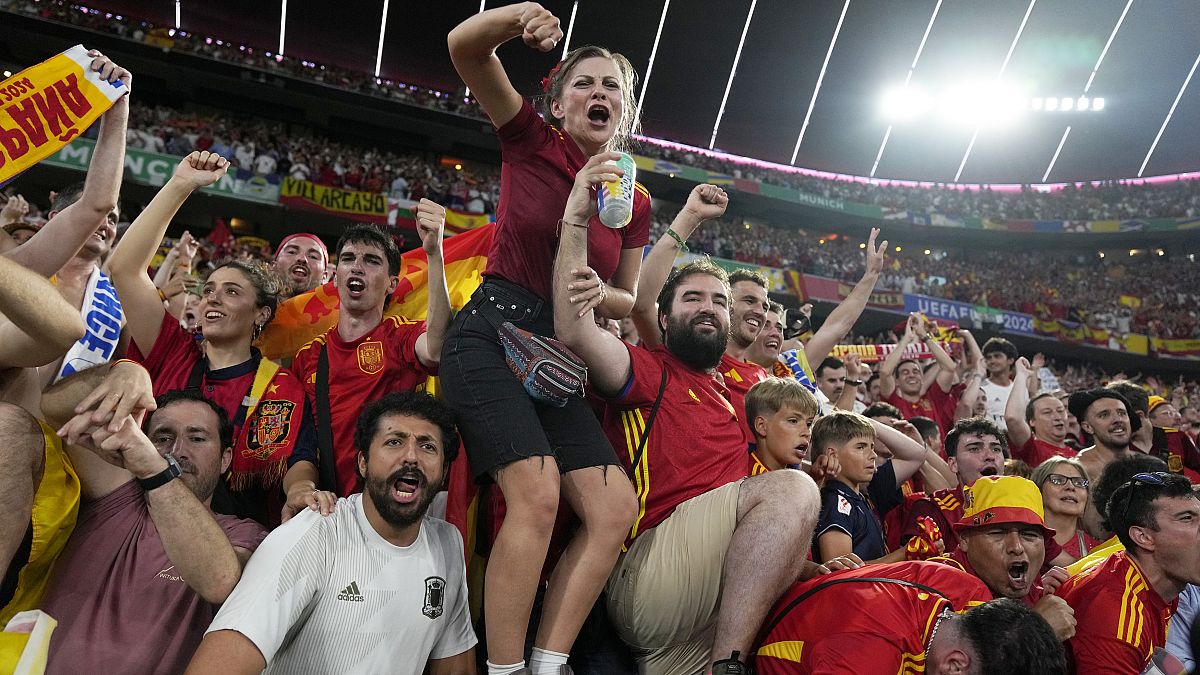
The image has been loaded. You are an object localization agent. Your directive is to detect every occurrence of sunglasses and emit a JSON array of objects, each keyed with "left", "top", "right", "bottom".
[
  {"left": 1046, "top": 473, "right": 1089, "bottom": 489},
  {"left": 1116, "top": 472, "right": 1171, "bottom": 531}
]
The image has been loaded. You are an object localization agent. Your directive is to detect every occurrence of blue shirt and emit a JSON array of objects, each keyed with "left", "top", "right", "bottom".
[
  {"left": 1167, "top": 584, "right": 1199, "bottom": 671},
  {"left": 814, "top": 461, "right": 901, "bottom": 562}
]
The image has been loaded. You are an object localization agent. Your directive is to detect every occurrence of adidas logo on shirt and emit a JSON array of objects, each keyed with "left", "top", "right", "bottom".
[{"left": 337, "top": 581, "right": 364, "bottom": 602}]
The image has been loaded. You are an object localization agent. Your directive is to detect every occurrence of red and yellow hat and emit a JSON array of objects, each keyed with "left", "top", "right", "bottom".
[
  {"left": 1148, "top": 396, "right": 1169, "bottom": 414},
  {"left": 953, "top": 475, "right": 1056, "bottom": 537}
]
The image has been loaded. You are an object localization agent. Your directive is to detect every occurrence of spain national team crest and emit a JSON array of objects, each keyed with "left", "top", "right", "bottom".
[
  {"left": 423, "top": 576, "right": 446, "bottom": 619},
  {"left": 245, "top": 400, "right": 296, "bottom": 458},
  {"left": 357, "top": 340, "right": 385, "bottom": 375}
]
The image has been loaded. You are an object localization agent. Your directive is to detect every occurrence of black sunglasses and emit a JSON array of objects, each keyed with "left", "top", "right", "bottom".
[{"left": 1116, "top": 472, "right": 1170, "bottom": 531}]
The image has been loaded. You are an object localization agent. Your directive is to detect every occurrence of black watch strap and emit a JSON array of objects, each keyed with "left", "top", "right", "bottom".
[{"left": 138, "top": 455, "right": 182, "bottom": 491}]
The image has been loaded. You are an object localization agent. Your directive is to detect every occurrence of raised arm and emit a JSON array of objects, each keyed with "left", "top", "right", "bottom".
[
  {"left": 803, "top": 229, "right": 886, "bottom": 367},
  {"left": 553, "top": 153, "right": 634, "bottom": 396},
  {"left": 630, "top": 185, "right": 729, "bottom": 349},
  {"left": 870, "top": 418, "right": 930, "bottom": 485},
  {"left": 61, "top": 414, "right": 244, "bottom": 603},
  {"left": 414, "top": 199, "right": 450, "bottom": 368},
  {"left": 913, "top": 319, "right": 957, "bottom": 392},
  {"left": 0, "top": 255, "right": 86, "bottom": 368},
  {"left": 44, "top": 359, "right": 157, "bottom": 500},
  {"left": 1005, "top": 357, "right": 1034, "bottom": 450},
  {"left": 108, "top": 152, "right": 229, "bottom": 353},
  {"left": 7, "top": 51, "right": 129, "bottom": 276},
  {"left": 447, "top": 2, "right": 561, "bottom": 128},
  {"left": 955, "top": 355, "right": 986, "bottom": 422},
  {"left": 833, "top": 353, "right": 861, "bottom": 411},
  {"left": 879, "top": 315, "right": 919, "bottom": 399}
]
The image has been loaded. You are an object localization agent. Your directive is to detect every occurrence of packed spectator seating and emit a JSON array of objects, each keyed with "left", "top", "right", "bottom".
[
  {"left": 7, "top": 4, "right": 1200, "bottom": 672},
  {"left": 10, "top": 0, "right": 1200, "bottom": 223}
]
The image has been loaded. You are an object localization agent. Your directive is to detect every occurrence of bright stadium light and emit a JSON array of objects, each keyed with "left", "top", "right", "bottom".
[
  {"left": 1031, "top": 97, "right": 1043, "bottom": 110},
  {"left": 881, "top": 86, "right": 932, "bottom": 120},
  {"left": 1060, "top": 97, "right": 1073, "bottom": 111},
  {"left": 1092, "top": 97, "right": 1105, "bottom": 110},
  {"left": 1077, "top": 97, "right": 1089, "bottom": 110},
  {"left": 1045, "top": 97, "right": 1059, "bottom": 111}
]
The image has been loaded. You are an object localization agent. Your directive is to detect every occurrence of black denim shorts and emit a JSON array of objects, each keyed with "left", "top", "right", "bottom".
[{"left": 439, "top": 277, "right": 620, "bottom": 483}]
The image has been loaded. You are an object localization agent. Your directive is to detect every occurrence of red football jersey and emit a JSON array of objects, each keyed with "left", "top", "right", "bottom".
[
  {"left": 1058, "top": 551, "right": 1178, "bottom": 674},
  {"left": 1014, "top": 435, "right": 1076, "bottom": 467},
  {"left": 755, "top": 561, "right": 991, "bottom": 674},
  {"left": 485, "top": 99, "right": 650, "bottom": 301},
  {"left": 720, "top": 352, "right": 768, "bottom": 445},
  {"left": 886, "top": 382, "right": 956, "bottom": 435},
  {"left": 291, "top": 316, "right": 433, "bottom": 496},
  {"left": 602, "top": 343, "right": 747, "bottom": 544}
]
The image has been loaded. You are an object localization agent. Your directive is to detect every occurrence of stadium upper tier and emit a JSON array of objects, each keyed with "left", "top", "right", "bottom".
[{"left": 6, "top": 0, "right": 1200, "bottom": 231}]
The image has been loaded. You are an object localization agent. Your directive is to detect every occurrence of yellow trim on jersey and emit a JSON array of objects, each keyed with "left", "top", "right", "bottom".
[
  {"left": 897, "top": 651, "right": 927, "bottom": 674},
  {"left": 621, "top": 409, "right": 651, "bottom": 543},
  {"left": 383, "top": 315, "right": 420, "bottom": 327},
  {"left": 1118, "top": 563, "right": 1149, "bottom": 647},
  {"left": 934, "top": 493, "right": 961, "bottom": 511},
  {"left": 757, "top": 640, "right": 804, "bottom": 663},
  {"left": 634, "top": 182, "right": 651, "bottom": 200},
  {"left": 750, "top": 452, "right": 771, "bottom": 476}
]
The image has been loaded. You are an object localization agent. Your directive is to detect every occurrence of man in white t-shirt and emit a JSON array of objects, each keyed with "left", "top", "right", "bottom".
[
  {"left": 187, "top": 391, "right": 476, "bottom": 675},
  {"left": 979, "top": 337, "right": 1018, "bottom": 426}
]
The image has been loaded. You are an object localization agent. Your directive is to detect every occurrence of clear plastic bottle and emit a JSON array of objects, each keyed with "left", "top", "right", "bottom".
[{"left": 597, "top": 152, "right": 637, "bottom": 228}]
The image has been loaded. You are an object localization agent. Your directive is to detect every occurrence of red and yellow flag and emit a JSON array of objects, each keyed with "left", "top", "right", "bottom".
[
  {"left": 0, "top": 45, "right": 128, "bottom": 185},
  {"left": 257, "top": 222, "right": 495, "bottom": 361}
]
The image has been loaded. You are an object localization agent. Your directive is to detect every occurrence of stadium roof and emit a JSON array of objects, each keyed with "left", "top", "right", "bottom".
[{"left": 71, "top": 0, "right": 1200, "bottom": 185}]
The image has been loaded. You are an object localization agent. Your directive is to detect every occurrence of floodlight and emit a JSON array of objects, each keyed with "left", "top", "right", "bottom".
[
  {"left": 1077, "top": 97, "right": 1089, "bottom": 111},
  {"left": 1093, "top": 97, "right": 1105, "bottom": 110},
  {"left": 1031, "top": 97, "right": 1043, "bottom": 110},
  {"left": 1061, "top": 97, "right": 1074, "bottom": 111},
  {"left": 1045, "top": 97, "right": 1059, "bottom": 111}
]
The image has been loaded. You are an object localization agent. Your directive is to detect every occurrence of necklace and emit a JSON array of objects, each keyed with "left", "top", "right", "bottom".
[{"left": 925, "top": 608, "right": 950, "bottom": 659}]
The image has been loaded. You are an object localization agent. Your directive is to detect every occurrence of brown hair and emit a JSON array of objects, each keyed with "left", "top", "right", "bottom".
[
  {"left": 538, "top": 45, "right": 640, "bottom": 152},
  {"left": 212, "top": 259, "right": 283, "bottom": 339},
  {"left": 811, "top": 411, "right": 876, "bottom": 454},
  {"left": 745, "top": 377, "right": 820, "bottom": 434}
]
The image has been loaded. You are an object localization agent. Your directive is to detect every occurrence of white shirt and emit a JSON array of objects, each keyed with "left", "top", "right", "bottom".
[
  {"left": 980, "top": 379, "right": 1013, "bottom": 426},
  {"left": 207, "top": 495, "right": 476, "bottom": 674}
]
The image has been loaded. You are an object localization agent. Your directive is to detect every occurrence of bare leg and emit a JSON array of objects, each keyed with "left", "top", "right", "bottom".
[
  {"left": 0, "top": 403, "right": 44, "bottom": 576},
  {"left": 535, "top": 465, "right": 638, "bottom": 652},
  {"left": 710, "top": 470, "right": 820, "bottom": 664},
  {"left": 486, "top": 456, "right": 563, "bottom": 665}
]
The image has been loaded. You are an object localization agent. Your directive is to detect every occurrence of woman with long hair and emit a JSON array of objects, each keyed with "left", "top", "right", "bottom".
[
  {"left": 1031, "top": 456, "right": 1101, "bottom": 564},
  {"left": 444, "top": 4, "right": 647, "bottom": 673},
  {"left": 109, "top": 151, "right": 322, "bottom": 527}
]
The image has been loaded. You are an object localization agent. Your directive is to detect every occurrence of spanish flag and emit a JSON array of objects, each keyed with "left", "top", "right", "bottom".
[{"left": 257, "top": 222, "right": 495, "bottom": 361}]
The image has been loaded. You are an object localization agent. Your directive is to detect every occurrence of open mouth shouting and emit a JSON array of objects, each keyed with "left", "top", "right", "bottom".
[
  {"left": 289, "top": 262, "right": 311, "bottom": 281},
  {"left": 390, "top": 468, "right": 426, "bottom": 505},
  {"left": 586, "top": 104, "right": 611, "bottom": 129},
  {"left": 794, "top": 442, "right": 810, "bottom": 461},
  {"left": 1006, "top": 560, "right": 1030, "bottom": 593},
  {"left": 344, "top": 277, "right": 367, "bottom": 299},
  {"left": 203, "top": 310, "right": 226, "bottom": 325}
]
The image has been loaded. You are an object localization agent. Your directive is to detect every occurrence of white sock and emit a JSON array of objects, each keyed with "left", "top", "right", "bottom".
[
  {"left": 486, "top": 660, "right": 526, "bottom": 675},
  {"left": 529, "top": 647, "right": 570, "bottom": 675}
]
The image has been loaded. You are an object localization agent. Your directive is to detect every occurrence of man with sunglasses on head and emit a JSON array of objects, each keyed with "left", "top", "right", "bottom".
[{"left": 1058, "top": 471, "right": 1200, "bottom": 674}]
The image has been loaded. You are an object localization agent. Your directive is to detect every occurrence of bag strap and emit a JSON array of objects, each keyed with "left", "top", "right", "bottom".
[
  {"left": 630, "top": 368, "right": 668, "bottom": 473},
  {"left": 754, "top": 576, "right": 950, "bottom": 651},
  {"left": 315, "top": 343, "right": 339, "bottom": 492}
]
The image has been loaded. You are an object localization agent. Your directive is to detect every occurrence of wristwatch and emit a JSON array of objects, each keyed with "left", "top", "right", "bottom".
[
  {"left": 138, "top": 454, "right": 182, "bottom": 492},
  {"left": 845, "top": 379, "right": 863, "bottom": 386}
]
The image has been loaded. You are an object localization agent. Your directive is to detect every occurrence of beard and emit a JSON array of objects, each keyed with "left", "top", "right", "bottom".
[
  {"left": 365, "top": 465, "right": 439, "bottom": 529},
  {"left": 665, "top": 313, "right": 728, "bottom": 371},
  {"left": 179, "top": 457, "right": 220, "bottom": 503}
]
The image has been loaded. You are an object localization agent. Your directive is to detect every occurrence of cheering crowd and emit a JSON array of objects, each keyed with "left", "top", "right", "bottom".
[
  {"left": 3, "top": 4, "right": 1200, "bottom": 675},
  {"left": 10, "top": 0, "right": 1200, "bottom": 222}
]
